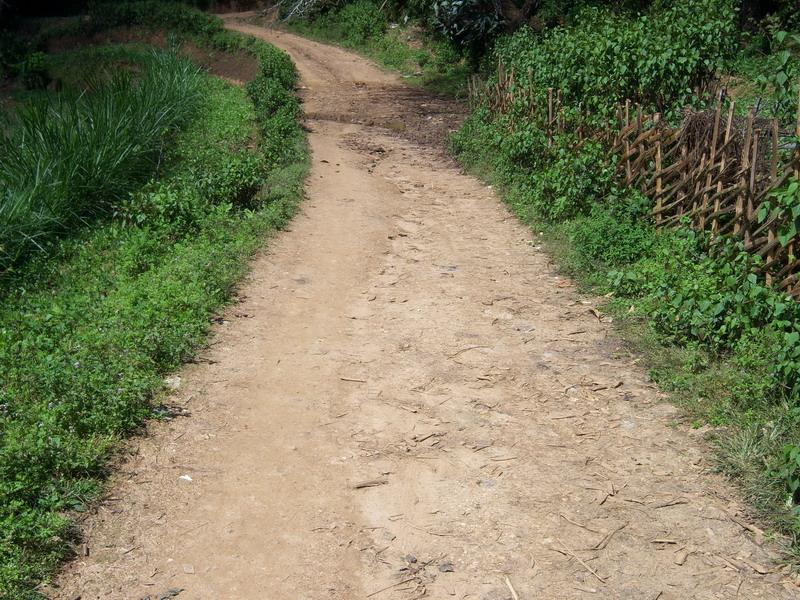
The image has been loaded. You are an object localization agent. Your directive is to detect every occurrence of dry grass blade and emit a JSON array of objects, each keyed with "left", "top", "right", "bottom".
[{"left": 554, "top": 538, "right": 607, "bottom": 584}]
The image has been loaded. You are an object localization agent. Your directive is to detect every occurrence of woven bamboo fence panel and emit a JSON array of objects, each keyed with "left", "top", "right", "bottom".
[{"left": 469, "top": 64, "right": 800, "bottom": 296}]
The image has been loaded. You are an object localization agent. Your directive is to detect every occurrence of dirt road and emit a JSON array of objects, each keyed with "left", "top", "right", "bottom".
[{"left": 52, "top": 21, "right": 799, "bottom": 600}]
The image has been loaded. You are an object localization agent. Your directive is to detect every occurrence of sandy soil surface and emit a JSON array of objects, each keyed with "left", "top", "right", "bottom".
[{"left": 49, "top": 20, "right": 800, "bottom": 600}]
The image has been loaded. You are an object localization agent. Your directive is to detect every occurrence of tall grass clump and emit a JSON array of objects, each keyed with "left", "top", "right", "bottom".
[{"left": 0, "top": 49, "right": 203, "bottom": 271}]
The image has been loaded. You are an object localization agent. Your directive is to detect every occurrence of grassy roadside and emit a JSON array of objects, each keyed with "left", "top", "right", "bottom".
[
  {"left": 284, "top": 0, "right": 469, "bottom": 96},
  {"left": 0, "top": 10, "right": 307, "bottom": 598},
  {"left": 450, "top": 97, "right": 800, "bottom": 559}
]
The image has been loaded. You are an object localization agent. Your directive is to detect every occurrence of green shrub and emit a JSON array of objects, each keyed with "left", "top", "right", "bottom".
[
  {"left": 116, "top": 180, "right": 209, "bottom": 231},
  {"left": 608, "top": 232, "right": 800, "bottom": 400},
  {"left": 528, "top": 140, "right": 614, "bottom": 220},
  {"left": 433, "top": 0, "right": 501, "bottom": 66},
  {"left": 569, "top": 192, "right": 655, "bottom": 270},
  {"left": 198, "top": 150, "right": 264, "bottom": 207},
  {"left": 246, "top": 46, "right": 303, "bottom": 166},
  {"left": 0, "top": 30, "right": 30, "bottom": 81},
  {"left": 495, "top": 0, "right": 739, "bottom": 118},
  {"left": 292, "top": 0, "right": 388, "bottom": 48},
  {"left": 338, "top": 0, "right": 388, "bottom": 46},
  {"left": 774, "top": 442, "right": 800, "bottom": 513},
  {"left": 19, "top": 51, "right": 50, "bottom": 89},
  {"left": 87, "top": 0, "right": 224, "bottom": 39}
]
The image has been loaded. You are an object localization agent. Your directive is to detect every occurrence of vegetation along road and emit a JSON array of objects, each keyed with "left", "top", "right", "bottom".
[{"left": 49, "top": 15, "right": 800, "bottom": 600}]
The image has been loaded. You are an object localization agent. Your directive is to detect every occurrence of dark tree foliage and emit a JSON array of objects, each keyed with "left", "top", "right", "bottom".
[{"left": 0, "top": 0, "right": 219, "bottom": 18}]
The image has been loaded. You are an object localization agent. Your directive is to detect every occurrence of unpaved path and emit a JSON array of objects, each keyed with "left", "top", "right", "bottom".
[{"left": 51, "top": 22, "right": 799, "bottom": 600}]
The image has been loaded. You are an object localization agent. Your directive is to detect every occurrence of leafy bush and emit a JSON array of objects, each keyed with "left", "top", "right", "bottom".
[
  {"left": 754, "top": 29, "right": 800, "bottom": 123},
  {"left": 0, "top": 49, "right": 203, "bottom": 272},
  {"left": 291, "top": 0, "right": 388, "bottom": 47},
  {"left": 527, "top": 140, "right": 614, "bottom": 220},
  {"left": 338, "top": 0, "right": 388, "bottom": 45},
  {"left": 569, "top": 192, "right": 655, "bottom": 270},
  {"left": 87, "top": 0, "right": 223, "bottom": 39},
  {"left": 433, "top": 0, "right": 501, "bottom": 65},
  {"left": 0, "top": 30, "right": 30, "bottom": 81},
  {"left": 608, "top": 231, "right": 800, "bottom": 400},
  {"left": 18, "top": 51, "right": 49, "bottom": 89},
  {"left": 495, "top": 0, "right": 739, "bottom": 118},
  {"left": 246, "top": 44, "right": 303, "bottom": 166},
  {"left": 775, "top": 442, "right": 800, "bottom": 513}
]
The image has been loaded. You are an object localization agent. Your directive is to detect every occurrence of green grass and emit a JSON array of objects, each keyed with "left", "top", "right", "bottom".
[
  {"left": 0, "top": 32, "right": 307, "bottom": 599},
  {"left": 285, "top": 1, "right": 470, "bottom": 97},
  {"left": 727, "top": 48, "right": 800, "bottom": 123}
]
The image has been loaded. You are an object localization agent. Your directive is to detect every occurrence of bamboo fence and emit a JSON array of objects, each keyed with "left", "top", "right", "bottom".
[{"left": 469, "top": 64, "right": 800, "bottom": 297}]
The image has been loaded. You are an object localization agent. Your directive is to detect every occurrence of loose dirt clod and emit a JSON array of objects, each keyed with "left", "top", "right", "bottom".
[{"left": 50, "top": 17, "right": 796, "bottom": 600}]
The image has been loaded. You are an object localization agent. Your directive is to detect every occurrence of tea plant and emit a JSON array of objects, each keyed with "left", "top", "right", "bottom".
[{"left": 494, "top": 0, "right": 738, "bottom": 119}]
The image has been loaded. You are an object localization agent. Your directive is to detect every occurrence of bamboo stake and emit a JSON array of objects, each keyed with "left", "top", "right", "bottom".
[
  {"left": 527, "top": 68, "right": 534, "bottom": 117},
  {"left": 745, "top": 132, "right": 759, "bottom": 247},
  {"left": 556, "top": 89, "right": 563, "bottom": 134},
  {"left": 636, "top": 103, "right": 644, "bottom": 190},
  {"left": 547, "top": 88, "right": 554, "bottom": 147},
  {"left": 771, "top": 119, "right": 780, "bottom": 182},
  {"left": 712, "top": 101, "right": 736, "bottom": 237},
  {"left": 692, "top": 153, "right": 707, "bottom": 226},
  {"left": 677, "top": 143, "right": 688, "bottom": 217},
  {"left": 654, "top": 114, "right": 663, "bottom": 224},
  {"left": 766, "top": 120, "right": 780, "bottom": 285},
  {"left": 788, "top": 88, "right": 800, "bottom": 287},
  {"left": 507, "top": 66, "right": 515, "bottom": 112},
  {"left": 624, "top": 100, "right": 632, "bottom": 184},
  {"left": 699, "top": 98, "right": 723, "bottom": 229},
  {"left": 734, "top": 109, "right": 754, "bottom": 238}
]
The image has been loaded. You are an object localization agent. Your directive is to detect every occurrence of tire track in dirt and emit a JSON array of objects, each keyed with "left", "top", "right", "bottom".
[{"left": 50, "top": 20, "right": 799, "bottom": 600}]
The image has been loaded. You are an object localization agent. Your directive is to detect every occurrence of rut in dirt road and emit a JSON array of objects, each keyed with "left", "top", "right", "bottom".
[{"left": 52, "top": 20, "right": 799, "bottom": 600}]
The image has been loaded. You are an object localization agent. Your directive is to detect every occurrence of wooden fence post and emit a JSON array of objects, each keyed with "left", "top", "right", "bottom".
[
  {"left": 734, "top": 110, "right": 754, "bottom": 238},
  {"left": 745, "top": 132, "right": 759, "bottom": 247},
  {"left": 692, "top": 153, "right": 706, "bottom": 225},
  {"left": 527, "top": 68, "right": 534, "bottom": 118},
  {"left": 556, "top": 90, "right": 563, "bottom": 134},
  {"left": 766, "top": 119, "right": 780, "bottom": 285},
  {"left": 624, "top": 99, "right": 632, "bottom": 184},
  {"left": 699, "top": 98, "right": 722, "bottom": 229},
  {"left": 636, "top": 103, "right": 644, "bottom": 190},
  {"left": 678, "top": 143, "right": 688, "bottom": 217},
  {"left": 712, "top": 101, "right": 736, "bottom": 237},
  {"left": 789, "top": 89, "right": 800, "bottom": 290},
  {"left": 654, "top": 113, "right": 663, "bottom": 225}
]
